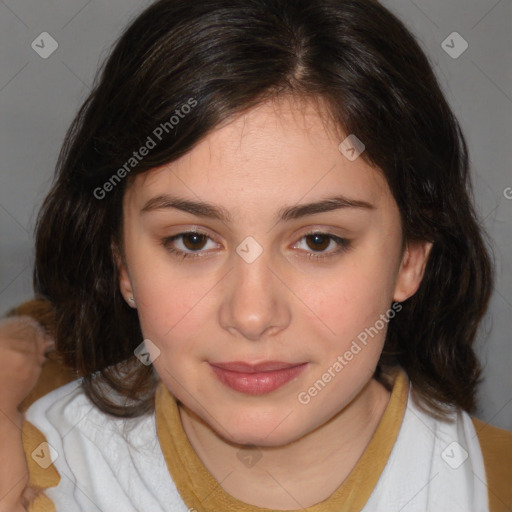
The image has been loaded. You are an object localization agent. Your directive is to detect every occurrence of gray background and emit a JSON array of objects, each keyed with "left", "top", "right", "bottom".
[{"left": 0, "top": 0, "right": 511, "bottom": 430}]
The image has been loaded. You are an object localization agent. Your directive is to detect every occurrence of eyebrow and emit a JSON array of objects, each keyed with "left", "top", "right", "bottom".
[{"left": 140, "top": 194, "right": 375, "bottom": 223}]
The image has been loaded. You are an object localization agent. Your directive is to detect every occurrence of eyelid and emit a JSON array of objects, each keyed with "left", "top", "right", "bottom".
[
  {"left": 292, "top": 230, "right": 351, "bottom": 260},
  {"left": 161, "top": 227, "right": 351, "bottom": 261},
  {"left": 162, "top": 228, "right": 220, "bottom": 256}
]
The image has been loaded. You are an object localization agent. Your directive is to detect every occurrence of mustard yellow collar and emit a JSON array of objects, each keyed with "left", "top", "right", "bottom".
[{"left": 155, "top": 367, "right": 409, "bottom": 512}]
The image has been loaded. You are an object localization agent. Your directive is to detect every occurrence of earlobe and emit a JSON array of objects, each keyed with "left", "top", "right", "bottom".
[
  {"left": 393, "top": 240, "right": 433, "bottom": 303},
  {"left": 111, "top": 241, "right": 137, "bottom": 308}
]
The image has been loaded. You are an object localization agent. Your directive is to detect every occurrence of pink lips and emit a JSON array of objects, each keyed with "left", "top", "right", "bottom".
[{"left": 208, "top": 361, "right": 308, "bottom": 395}]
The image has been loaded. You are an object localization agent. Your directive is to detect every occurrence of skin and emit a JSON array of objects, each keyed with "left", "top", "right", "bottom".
[
  {"left": 0, "top": 316, "right": 53, "bottom": 512},
  {"left": 117, "top": 95, "right": 432, "bottom": 509}
]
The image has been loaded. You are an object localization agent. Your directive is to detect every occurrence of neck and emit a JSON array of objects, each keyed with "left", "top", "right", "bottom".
[{"left": 178, "top": 377, "right": 391, "bottom": 509}]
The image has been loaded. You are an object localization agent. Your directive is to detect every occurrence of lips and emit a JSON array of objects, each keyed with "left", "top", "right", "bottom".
[
  {"left": 209, "top": 361, "right": 303, "bottom": 373},
  {"left": 208, "top": 361, "right": 308, "bottom": 395}
]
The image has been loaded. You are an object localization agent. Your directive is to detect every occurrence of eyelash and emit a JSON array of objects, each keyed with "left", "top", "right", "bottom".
[{"left": 161, "top": 229, "right": 351, "bottom": 262}]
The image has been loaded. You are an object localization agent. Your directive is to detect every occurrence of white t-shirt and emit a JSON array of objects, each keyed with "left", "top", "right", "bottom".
[{"left": 24, "top": 375, "right": 490, "bottom": 511}]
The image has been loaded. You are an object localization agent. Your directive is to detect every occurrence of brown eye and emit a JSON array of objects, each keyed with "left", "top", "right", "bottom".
[
  {"left": 182, "top": 232, "right": 208, "bottom": 251},
  {"left": 293, "top": 232, "right": 352, "bottom": 262},
  {"left": 305, "top": 233, "right": 331, "bottom": 252},
  {"left": 162, "top": 230, "right": 218, "bottom": 260}
]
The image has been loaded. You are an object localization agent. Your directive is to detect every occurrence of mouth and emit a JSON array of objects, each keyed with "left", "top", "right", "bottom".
[{"left": 208, "top": 361, "right": 308, "bottom": 395}]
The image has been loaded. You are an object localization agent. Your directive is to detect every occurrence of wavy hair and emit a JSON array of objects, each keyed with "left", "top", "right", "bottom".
[{"left": 34, "top": 0, "right": 493, "bottom": 417}]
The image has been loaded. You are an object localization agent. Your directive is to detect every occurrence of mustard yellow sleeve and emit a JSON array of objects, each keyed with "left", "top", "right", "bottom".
[
  {"left": 21, "top": 420, "right": 60, "bottom": 512},
  {"left": 26, "top": 493, "right": 57, "bottom": 512},
  {"left": 471, "top": 417, "right": 512, "bottom": 512}
]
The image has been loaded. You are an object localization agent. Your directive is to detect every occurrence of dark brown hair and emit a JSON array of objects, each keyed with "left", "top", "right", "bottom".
[{"left": 34, "top": 0, "right": 493, "bottom": 418}]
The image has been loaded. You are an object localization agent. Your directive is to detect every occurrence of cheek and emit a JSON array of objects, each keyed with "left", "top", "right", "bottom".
[
  {"left": 125, "top": 236, "right": 205, "bottom": 336},
  {"left": 301, "top": 251, "right": 398, "bottom": 344},
  {"left": 135, "top": 286, "right": 206, "bottom": 387},
  {"left": 132, "top": 261, "right": 216, "bottom": 368},
  {"left": 136, "top": 280, "right": 203, "bottom": 345}
]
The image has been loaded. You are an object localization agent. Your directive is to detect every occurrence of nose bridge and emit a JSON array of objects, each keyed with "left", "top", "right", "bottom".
[{"left": 220, "top": 242, "right": 290, "bottom": 340}]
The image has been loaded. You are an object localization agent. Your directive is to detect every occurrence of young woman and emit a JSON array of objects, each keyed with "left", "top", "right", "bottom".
[{"left": 1, "top": 0, "right": 511, "bottom": 510}]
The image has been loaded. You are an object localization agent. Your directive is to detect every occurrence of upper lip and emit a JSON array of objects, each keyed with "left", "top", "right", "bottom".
[{"left": 209, "top": 361, "right": 306, "bottom": 373}]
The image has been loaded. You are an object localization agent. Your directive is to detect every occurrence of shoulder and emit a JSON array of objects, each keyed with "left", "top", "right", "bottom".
[
  {"left": 471, "top": 417, "right": 512, "bottom": 512},
  {"left": 22, "top": 378, "right": 85, "bottom": 461},
  {"left": 22, "top": 381, "right": 172, "bottom": 511},
  {"left": 23, "top": 378, "right": 93, "bottom": 447},
  {"left": 24, "top": 378, "right": 85, "bottom": 421},
  {"left": 22, "top": 380, "right": 90, "bottom": 475},
  {"left": 22, "top": 380, "right": 84, "bottom": 511},
  {"left": 23, "top": 378, "right": 158, "bottom": 454}
]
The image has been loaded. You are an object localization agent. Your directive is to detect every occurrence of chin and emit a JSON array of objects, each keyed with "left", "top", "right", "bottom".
[
  {"left": 214, "top": 412, "right": 307, "bottom": 448},
  {"left": 222, "top": 429, "right": 302, "bottom": 448}
]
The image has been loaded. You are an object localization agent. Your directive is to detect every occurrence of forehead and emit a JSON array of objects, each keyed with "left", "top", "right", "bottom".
[{"left": 125, "top": 97, "right": 391, "bottom": 217}]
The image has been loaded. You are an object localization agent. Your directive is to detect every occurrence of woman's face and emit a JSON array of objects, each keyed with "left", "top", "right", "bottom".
[{"left": 119, "top": 96, "right": 429, "bottom": 446}]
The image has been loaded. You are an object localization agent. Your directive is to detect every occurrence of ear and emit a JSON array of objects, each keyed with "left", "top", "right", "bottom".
[
  {"left": 111, "top": 241, "right": 136, "bottom": 308},
  {"left": 393, "top": 240, "right": 433, "bottom": 303}
]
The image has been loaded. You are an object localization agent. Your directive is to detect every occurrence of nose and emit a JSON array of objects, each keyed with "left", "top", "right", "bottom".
[{"left": 219, "top": 250, "right": 291, "bottom": 341}]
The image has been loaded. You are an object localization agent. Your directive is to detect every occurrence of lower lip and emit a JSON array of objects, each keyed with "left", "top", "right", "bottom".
[{"left": 209, "top": 363, "right": 308, "bottom": 395}]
